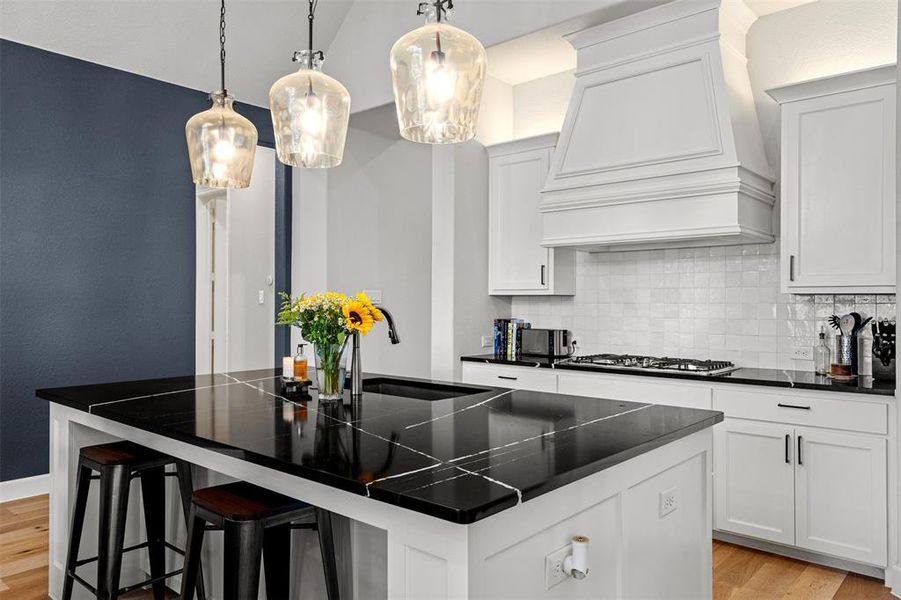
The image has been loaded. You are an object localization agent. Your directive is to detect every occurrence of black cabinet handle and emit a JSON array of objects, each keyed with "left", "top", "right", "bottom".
[
  {"left": 789, "top": 255, "right": 795, "bottom": 282},
  {"left": 498, "top": 375, "right": 518, "bottom": 381},
  {"left": 785, "top": 434, "right": 790, "bottom": 464},
  {"left": 798, "top": 435, "right": 803, "bottom": 465},
  {"left": 777, "top": 403, "right": 810, "bottom": 410},
  {"left": 540, "top": 265, "right": 546, "bottom": 286}
]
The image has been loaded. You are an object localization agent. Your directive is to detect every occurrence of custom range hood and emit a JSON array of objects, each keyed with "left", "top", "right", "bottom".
[{"left": 541, "top": 0, "right": 775, "bottom": 251}]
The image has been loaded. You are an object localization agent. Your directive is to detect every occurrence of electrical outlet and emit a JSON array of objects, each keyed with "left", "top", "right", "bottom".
[
  {"left": 481, "top": 335, "right": 493, "bottom": 348},
  {"left": 363, "top": 289, "right": 383, "bottom": 304},
  {"left": 258, "top": 290, "right": 265, "bottom": 305},
  {"left": 545, "top": 545, "right": 570, "bottom": 590},
  {"left": 792, "top": 346, "right": 813, "bottom": 360},
  {"left": 659, "top": 486, "right": 678, "bottom": 518}
]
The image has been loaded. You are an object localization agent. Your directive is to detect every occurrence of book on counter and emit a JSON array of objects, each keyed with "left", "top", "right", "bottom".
[{"left": 493, "top": 319, "right": 531, "bottom": 360}]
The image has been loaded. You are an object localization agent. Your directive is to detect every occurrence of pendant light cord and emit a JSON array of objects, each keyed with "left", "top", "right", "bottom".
[{"left": 219, "top": 0, "right": 227, "bottom": 92}]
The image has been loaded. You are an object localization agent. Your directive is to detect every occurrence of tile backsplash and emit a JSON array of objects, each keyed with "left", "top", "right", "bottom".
[{"left": 511, "top": 243, "right": 895, "bottom": 370}]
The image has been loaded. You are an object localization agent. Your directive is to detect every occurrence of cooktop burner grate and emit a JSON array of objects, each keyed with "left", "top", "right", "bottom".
[{"left": 565, "top": 354, "right": 738, "bottom": 376}]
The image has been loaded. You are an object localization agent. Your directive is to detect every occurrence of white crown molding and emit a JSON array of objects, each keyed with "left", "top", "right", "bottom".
[{"left": 767, "top": 64, "right": 897, "bottom": 104}]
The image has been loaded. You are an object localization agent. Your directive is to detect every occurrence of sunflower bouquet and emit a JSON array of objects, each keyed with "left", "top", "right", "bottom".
[{"left": 277, "top": 291, "right": 383, "bottom": 399}]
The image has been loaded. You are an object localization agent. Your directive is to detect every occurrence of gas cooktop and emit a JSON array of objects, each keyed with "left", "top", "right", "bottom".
[{"left": 560, "top": 354, "right": 739, "bottom": 377}]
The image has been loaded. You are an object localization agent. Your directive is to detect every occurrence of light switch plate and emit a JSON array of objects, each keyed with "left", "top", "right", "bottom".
[{"left": 792, "top": 346, "right": 812, "bottom": 360}]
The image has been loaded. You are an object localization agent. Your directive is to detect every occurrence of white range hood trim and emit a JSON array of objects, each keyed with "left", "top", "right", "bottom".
[{"left": 540, "top": 0, "right": 775, "bottom": 252}]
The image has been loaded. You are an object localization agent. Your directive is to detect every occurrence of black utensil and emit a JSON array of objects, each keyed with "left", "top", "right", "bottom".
[{"left": 827, "top": 315, "right": 841, "bottom": 331}]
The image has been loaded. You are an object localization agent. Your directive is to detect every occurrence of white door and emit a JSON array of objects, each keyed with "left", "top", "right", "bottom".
[
  {"left": 782, "top": 83, "right": 895, "bottom": 291},
  {"left": 489, "top": 147, "right": 551, "bottom": 292},
  {"left": 795, "top": 427, "right": 887, "bottom": 566},
  {"left": 714, "top": 419, "right": 795, "bottom": 545},
  {"left": 196, "top": 147, "right": 277, "bottom": 374}
]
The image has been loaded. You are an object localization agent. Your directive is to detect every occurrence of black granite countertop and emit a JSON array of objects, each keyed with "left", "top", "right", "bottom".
[
  {"left": 461, "top": 355, "right": 896, "bottom": 396},
  {"left": 37, "top": 369, "right": 722, "bottom": 524}
]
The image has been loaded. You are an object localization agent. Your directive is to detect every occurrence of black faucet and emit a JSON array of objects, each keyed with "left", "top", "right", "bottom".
[
  {"left": 350, "top": 305, "right": 400, "bottom": 397},
  {"left": 378, "top": 306, "right": 400, "bottom": 345}
]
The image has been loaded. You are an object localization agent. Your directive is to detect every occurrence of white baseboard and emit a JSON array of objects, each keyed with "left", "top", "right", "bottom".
[
  {"left": 0, "top": 473, "right": 50, "bottom": 502},
  {"left": 884, "top": 564, "right": 901, "bottom": 598}
]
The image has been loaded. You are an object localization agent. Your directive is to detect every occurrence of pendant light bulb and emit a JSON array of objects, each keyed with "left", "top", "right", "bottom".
[
  {"left": 269, "top": 1, "right": 351, "bottom": 169},
  {"left": 390, "top": 0, "right": 486, "bottom": 144},
  {"left": 185, "top": 0, "right": 258, "bottom": 189}
]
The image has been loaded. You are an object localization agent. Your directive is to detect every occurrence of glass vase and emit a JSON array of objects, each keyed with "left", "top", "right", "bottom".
[{"left": 314, "top": 340, "right": 348, "bottom": 401}]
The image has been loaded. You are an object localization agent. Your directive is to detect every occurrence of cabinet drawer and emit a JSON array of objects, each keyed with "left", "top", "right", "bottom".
[
  {"left": 557, "top": 373, "right": 712, "bottom": 410},
  {"left": 461, "top": 363, "right": 557, "bottom": 393},
  {"left": 714, "top": 388, "right": 887, "bottom": 435}
]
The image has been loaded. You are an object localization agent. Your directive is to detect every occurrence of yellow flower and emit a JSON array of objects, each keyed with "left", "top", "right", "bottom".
[
  {"left": 342, "top": 300, "right": 375, "bottom": 335},
  {"left": 356, "top": 291, "right": 384, "bottom": 322}
]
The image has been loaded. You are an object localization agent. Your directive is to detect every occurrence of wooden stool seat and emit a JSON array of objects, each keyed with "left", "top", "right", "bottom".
[
  {"left": 79, "top": 441, "right": 171, "bottom": 468},
  {"left": 193, "top": 481, "right": 311, "bottom": 521},
  {"left": 180, "top": 482, "right": 340, "bottom": 600}
]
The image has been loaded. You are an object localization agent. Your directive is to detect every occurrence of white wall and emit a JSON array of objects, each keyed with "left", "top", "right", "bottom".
[
  {"left": 452, "top": 142, "right": 511, "bottom": 378},
  {"left": 513, "top": 70, "right": 575, "bottom": 140},
  {"left": 325, "top": 104, "right": 433, "bottom": 378},
  {"left": 747, "top": 0, "right": 897, "bottom": 170},
  {"left": 476, "top": 75, "right": 515, "bottom": 145}
]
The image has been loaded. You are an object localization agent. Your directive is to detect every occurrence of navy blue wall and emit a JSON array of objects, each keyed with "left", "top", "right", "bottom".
[{"left": 0, "top": 40, "right": 277, "bottom": 481}]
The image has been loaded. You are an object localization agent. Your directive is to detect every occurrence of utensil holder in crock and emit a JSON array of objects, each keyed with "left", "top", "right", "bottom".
[{"left": 837, "top": 335, "right": 857, "bottom": 372}]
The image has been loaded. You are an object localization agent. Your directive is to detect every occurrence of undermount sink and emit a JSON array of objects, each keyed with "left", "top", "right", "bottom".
[{"left": 357, "top": 377, "right": 488, "bottom": 401}]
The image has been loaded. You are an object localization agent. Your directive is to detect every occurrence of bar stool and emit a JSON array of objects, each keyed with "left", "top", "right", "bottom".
[
  {"left": 179, "top": 481, "right": 341, "bottom": 600},
  {"left": 61, "top": 441, "right": 206, "bottom": 600}
]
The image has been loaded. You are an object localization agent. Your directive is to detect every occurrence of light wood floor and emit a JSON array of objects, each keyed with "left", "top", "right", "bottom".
[{"left": 0, "top": 495, "right": 896, "bottom": 599}]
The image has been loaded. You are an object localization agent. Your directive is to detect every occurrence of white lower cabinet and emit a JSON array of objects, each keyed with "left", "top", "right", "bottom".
[
  {"left": 714, "top": 420, "right": 795, "bottom": 545},
  {"left": 795, "top": 427, "right": 887, "bottom": 566},
  {"left": 715, "top": 418, "right": 887, "bottom": 566}
]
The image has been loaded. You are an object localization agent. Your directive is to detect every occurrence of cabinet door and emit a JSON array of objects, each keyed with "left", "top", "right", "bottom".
[
  {"left": 795, "top": 427, "right": 887, "bottom": 566},
  {"left": 782, "top": 84, "right": 895, "bottom": 292},
  {"left": 489, "top": 147, "right": 551, "bottom": 292},
  {"left": 714, "top": 419, "right": 795, "bottom": 545}
]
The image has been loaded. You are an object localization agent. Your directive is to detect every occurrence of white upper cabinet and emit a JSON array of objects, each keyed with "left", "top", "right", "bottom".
[
  {"left": 769, "top": 65, "right": 896, "bottom": 294},
  {"left": 488, "top": 134, "right": 574, "bottom": 295}
]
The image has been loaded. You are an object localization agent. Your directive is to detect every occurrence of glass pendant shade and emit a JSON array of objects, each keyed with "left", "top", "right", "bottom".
[
  {"left": 390, "top": 7, "right": 486, "bottom": 144},
  {"left": 185, "top": 91, "right": 258, "bottom": 188},
  {"left": 269, "top": 51, "right": 351, "bottom": 168}
]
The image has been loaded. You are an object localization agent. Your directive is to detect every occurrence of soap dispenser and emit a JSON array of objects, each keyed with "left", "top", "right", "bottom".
[{"left": 294, "top": 344, "right": 309, "bottom": 382}]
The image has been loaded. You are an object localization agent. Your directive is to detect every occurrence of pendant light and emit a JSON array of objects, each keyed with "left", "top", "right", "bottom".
[
  {"left": 185, "top": 0, "right": 258, "bottom": 189},
  {"left": 390, "top": 0, "right": 486, "bottom": 144},
  {"left": 269, "top": 0, "right": 351, "bottom": 169}
]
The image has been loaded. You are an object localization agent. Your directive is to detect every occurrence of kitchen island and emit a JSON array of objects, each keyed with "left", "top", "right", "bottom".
[{"left": 40, "top": 369, "right": 722, "bottom": 599}]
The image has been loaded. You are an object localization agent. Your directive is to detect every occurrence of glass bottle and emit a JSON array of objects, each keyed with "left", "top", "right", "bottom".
[
  {"left": 294, "top": 343, "right": 309, "bottom": 382},
  {"left": 814, "top": 327, "right": 831, "bottom": 375}
]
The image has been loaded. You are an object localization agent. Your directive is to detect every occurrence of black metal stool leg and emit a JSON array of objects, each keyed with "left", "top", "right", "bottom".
[
  {"left": 263, "top": 525, "right": 292, "bottom": 600},
  {"left": 61, "top": 463, "right": 93, "bottom": 600},
  {"left": 176, "top": 461, "right": 207, "bottom": 600},
  {"left": 140, "top": 466, "right": 166, "bottom": 600},
  {"left": 179, "top": 507, "right": 207, "bottom": 600},
  {"left": 96, "top": 464, "right": 131, "bottom": 600},
  {"left": 316, "top": 508, "right": 341, "bottom": 600},
  {"left": 223, "top": 519, "right": 264, "bottom": 600}
]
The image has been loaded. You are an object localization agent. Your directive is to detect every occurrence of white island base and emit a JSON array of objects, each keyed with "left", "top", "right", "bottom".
[{"left": 49, "top": 403, "right": 713, "bottom": 599}]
